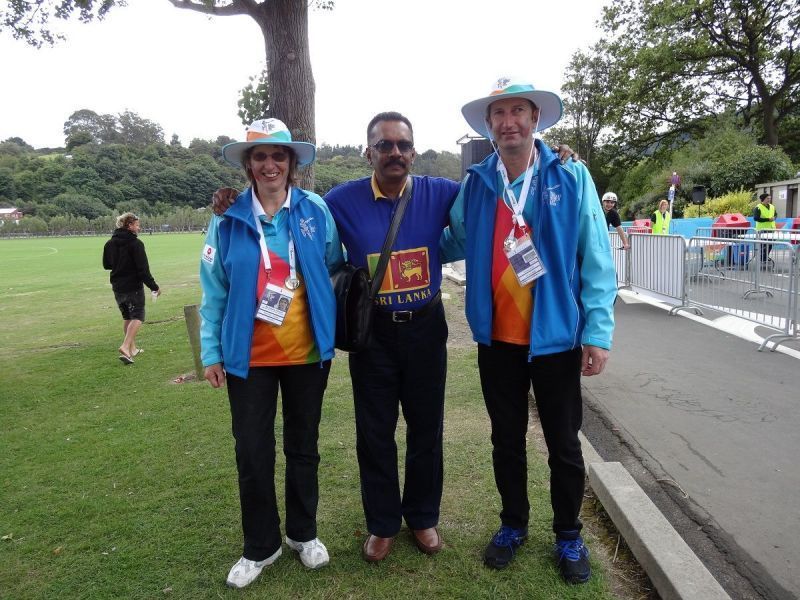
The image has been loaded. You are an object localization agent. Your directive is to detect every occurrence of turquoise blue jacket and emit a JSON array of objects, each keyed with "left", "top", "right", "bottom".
[
  {"left": 440, "top": 141, "right": 616, "bottom": 358},
  {"left": 199, "top": 187, "right": 344, "bottom": 378}
]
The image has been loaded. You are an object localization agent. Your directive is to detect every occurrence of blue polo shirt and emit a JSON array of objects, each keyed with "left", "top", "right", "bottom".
[{"left": 325, "top": 174, "right": 460, "bottom": 312}]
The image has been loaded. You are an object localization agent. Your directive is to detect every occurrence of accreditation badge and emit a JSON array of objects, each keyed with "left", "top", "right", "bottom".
[
  {"left": 504, "top": 233, "right": 546, "bottom": 287},
  {"left": 255, "top": 282, "right": 294, "bottom": 326}
]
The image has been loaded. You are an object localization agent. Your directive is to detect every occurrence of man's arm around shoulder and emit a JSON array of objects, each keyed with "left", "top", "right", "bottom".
[{"left": 440, "top": 177, "right": 469, "bottom": 264}]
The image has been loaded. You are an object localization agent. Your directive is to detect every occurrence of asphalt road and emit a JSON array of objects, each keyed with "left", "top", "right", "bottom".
[{"left": 581, "top": 294, "right": 799, "bottom": 600}]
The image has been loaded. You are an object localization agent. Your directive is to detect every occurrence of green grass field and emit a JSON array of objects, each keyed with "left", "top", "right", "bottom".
[{"left": 0, "top": 234, "right": 618, "bottom": 599}]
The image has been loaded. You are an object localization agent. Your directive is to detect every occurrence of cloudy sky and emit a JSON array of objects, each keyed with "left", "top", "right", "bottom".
[{"left": 0, "top": 0, "right": 607, "bottom": 153}]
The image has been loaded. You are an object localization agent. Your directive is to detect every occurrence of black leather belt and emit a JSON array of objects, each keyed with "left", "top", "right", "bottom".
[{"left": 374, "top": 291, "right": 442, "bottom": 323}]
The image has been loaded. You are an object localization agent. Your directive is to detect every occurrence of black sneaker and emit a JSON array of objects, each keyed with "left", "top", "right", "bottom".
[
  {"left": 554, "top": 534, "right": 591, "bottom": 584},
  {"left": 483, "top": 525, "right": 527, "bottom": 569}
]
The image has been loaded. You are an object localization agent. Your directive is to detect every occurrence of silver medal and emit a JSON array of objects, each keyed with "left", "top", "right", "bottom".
[
  {"left": 504, "top": 237, "right": 517, "bottom": 252},
  {"left": 284, "top": 276, "right": 301, "bottom": 290}
]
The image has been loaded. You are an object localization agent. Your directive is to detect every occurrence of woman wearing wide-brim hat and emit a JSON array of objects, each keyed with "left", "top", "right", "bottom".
[{"left": 199, "top": 118, "right": 344, "bottom": 588}]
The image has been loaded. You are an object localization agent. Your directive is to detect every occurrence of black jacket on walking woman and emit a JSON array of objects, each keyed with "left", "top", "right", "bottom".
[{"left": 102, "top": 228, "right": 159, "bottom": 293}]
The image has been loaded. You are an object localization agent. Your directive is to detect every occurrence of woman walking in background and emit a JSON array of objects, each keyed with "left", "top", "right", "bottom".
[{"left": 102, "top": 212, "right": 160, "bottom": 364}]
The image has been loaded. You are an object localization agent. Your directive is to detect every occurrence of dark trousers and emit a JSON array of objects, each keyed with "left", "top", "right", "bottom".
[
  {"left": 348, "top": 303, "right": 447, "bottom": 537},
  {"left": 478, "top": 343, "right": 585, "bottom": 535},
  {"left": 759, "top": 241, "right": 773, "bottom": 264},
  {"left": 227, "top": 362, "right": 331, "bottom": 561}
]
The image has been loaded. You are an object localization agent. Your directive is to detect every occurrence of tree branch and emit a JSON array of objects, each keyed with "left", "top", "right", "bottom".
[{"left": 165, "top": 0, "right": 260, "bottom": 18}]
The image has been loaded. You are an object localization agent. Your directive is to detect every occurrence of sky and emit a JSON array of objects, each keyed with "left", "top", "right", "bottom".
[{"left": 0, "top": 0, "right": 608, "bottom": 154}]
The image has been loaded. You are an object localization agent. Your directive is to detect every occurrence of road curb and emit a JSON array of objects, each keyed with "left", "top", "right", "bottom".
[{"left": 580, "top": 432, "right": 730, "bottom": 600}]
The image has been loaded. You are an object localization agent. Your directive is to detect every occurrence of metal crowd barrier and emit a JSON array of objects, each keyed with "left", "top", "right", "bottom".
[
  {"left": 608, "top": 231, "right": 800, "bottom": 353},
  {"left": 609, "top": 231, "right": 630, "bottom": 289},
  {"left": 628, "top": 233, "right": 687, "bottom": 302},
  {"left": 695, "top": 226, "right": 800, "bottom": 245},
  {"left": 674, "top": 237, "right": 798, "bottom": 351},
  {"left": 693, "top": 226, "right": 755, "bottom": 239}
]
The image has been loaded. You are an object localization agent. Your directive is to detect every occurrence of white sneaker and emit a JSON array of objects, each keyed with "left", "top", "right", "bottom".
[
  {"left": 225, "top": 547, "right": 282, "bottom": 588},
  {"left": 285, "top": 536, "right": 330, "bottom": 569}
]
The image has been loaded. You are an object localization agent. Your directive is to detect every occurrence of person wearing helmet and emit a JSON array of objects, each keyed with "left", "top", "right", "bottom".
[{"left": 601, "top": 192, "right": 629, "bottom": 249}]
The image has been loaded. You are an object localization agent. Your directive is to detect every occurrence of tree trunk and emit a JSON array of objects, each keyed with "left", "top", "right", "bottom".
[
  {"left": 761, "top": 97, "right": 778, "bottom": 147},
  {"left": 260, "top": 0, "right": 316, "bottom": 189}
]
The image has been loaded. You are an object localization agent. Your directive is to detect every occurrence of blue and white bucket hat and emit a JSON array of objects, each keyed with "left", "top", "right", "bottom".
[{"left": 461, "top": 77, "right": 564, "bottom": 139}]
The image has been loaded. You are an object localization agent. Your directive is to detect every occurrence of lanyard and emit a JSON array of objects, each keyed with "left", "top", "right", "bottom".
[
  {"left": 287, "top": 237, "right": 297, "bottom": 284},
  {"left": 496, "top": 141, "right": 537, "bottom": 234},
  {"left": 251, "top": 187, "right": 294, "bottom": 279}
]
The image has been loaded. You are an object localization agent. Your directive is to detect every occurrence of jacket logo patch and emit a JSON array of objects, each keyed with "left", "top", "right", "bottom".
[
  {"left": 299, "top": 217, "right": 316, "bottom": 240},
  {"left": 545, "top": 184, "right": 561, "bottom": 206},
  {"left": 202, "top": 244, "right": 216, "bottom": 265}
]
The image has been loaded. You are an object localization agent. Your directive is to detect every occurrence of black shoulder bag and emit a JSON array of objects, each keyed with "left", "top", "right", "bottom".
[{"left": 331, "top": 183, "right": 412, "bottom": 353}]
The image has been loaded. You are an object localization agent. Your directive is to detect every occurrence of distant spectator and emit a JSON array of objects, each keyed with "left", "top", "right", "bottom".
[
  {"left": 601, "top": 192, "right": 629, "bottom": 249},
  {"left": 753, "top": 193, "right": 777, "bottom": 267},
  {"left": 652, "top": 199, "right": 670, "bottom": 235},
  {"left": 102, "top": 212, "right": 160, "bottom": 364}
]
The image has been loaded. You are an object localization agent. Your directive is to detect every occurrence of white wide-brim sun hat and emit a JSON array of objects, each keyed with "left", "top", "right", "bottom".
[
  {"left": 222, "top": 118, "right": 316, "bottom": 168},
  {"left": 461, "top": 77, "right": 563, "bottom": 139}
]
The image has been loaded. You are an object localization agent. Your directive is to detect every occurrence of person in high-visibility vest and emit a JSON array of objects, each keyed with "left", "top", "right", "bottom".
[
  {"left": 753, "top": 193, "right": 777, "bottom": 267},
  {"left": 652, "top": 199, "right": 670, "bottom": 235}
]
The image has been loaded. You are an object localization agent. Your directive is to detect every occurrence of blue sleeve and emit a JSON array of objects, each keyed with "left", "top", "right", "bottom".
[
  {"left": 304, "top": 191, "right": 344, "bottom": 274},
  {"left": 567, "top": 161, "right": 616, "bottom": 349},
  {"left": 199, "top": 215, "right": 228, "bottom": 368},
  {"left": 440, "top": 177, "right": 469, "bottom": 263},
  {"left": 323, "top": 201, "right": 345, "bottom": 275}
]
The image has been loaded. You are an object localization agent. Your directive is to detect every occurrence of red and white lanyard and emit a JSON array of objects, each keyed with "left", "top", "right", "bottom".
[{"left": 496, "top": 142, "right": 538, "bottom": 241}]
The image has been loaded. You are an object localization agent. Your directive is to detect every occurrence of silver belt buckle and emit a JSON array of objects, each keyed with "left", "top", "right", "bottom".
[{"left": 392, "top": 310, "right": 413, "bottom": 323}]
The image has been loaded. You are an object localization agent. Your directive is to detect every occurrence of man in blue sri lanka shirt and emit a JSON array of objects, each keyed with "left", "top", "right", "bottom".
[{"left": 324, "top": 112, "right": 458, "bottom": 562}]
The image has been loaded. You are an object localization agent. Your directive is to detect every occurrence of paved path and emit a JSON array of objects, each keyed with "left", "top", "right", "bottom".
[{"left": 581, "top": 293, "right": 799, "bottom": 600}]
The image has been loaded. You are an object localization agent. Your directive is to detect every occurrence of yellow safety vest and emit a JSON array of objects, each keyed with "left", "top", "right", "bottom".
[
  {"left": 755, "top": 203, "right": 776, "bottom": 230},
  {"left": 652, "top": 210, "right": 670, "bottom": 235}
]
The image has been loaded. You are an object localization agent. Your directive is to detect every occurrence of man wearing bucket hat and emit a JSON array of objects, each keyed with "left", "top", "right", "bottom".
[
  {"left": 441, "top": 78, "right": 616, "bottom": 583},
  {"left": 199, "top": 118, "right": 344, "bottom": 588}
]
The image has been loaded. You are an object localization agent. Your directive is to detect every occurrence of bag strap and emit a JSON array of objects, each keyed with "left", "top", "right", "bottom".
[{"left": 369, "top": 179, "right": 412, "bottom": 299}]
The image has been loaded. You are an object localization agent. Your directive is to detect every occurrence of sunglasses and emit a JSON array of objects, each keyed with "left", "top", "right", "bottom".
[
  {"left": 371, "top": 139, "right": 414, "bottom": 154},
  {"left": 251, "top": 150, "right": 289, "bottom": 162},
  {"left": 603, "top": 199, "right": 616, "bottom": 203}
]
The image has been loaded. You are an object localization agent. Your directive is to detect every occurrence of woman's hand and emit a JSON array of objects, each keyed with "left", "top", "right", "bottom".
[{"left": 205, "top": 363, "right": 226, "bottom": 388}]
